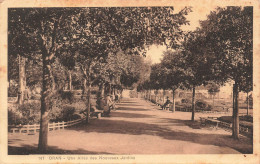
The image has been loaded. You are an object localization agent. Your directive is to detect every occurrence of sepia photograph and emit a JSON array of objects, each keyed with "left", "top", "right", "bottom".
[{"left": 0, "top": 0, "right": 259, "bottom": 163}]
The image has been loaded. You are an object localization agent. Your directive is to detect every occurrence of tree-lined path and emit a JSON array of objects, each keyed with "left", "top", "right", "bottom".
[
  {"left": 7, "top": 7, "right": 253, "bottom": 154},
  {"left": 9, "top": 98, "right": 252, "bottom": 154}
]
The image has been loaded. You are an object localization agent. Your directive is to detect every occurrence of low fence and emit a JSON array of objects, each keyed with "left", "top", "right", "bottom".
[
  {"left": 8, "top": 117, "right": 86, "bottom": 134},
  {"left": 200, "top": 117, "right": 253, "bottom": 137}
]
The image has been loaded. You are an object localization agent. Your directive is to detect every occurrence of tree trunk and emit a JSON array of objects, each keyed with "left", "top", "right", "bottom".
[
  {"left": 82, "top": 78, "right": 87, "bottom": 98},
  {"left": 162, "top": 90, "right": 165, "bottom": 104},
  {"left": 86, "top": 84, "right": 91, "bottom": 123},
  {"left": 112, "top": 85, "right": 115, "bottom": 96},
  {"left": 191, "top": 86, "right": 196, "bottom": 121},
  {"left": 172, "top": 89, "right": 176, "bottom": 113},
  {"left": 232, "top": 82, "right": 240, "bottom": 140},
  {"left": 246, "top": 92, "right": 249, "bottom": 116},
  {"left": 68, "top": 70, "right": 72, "bottom": 91},
  {"left": 99, "top": 83, "right": 105, "bottom": 98},
  {"left": 213, "top": 95, "right": 215, "bottom": 109},
  {"left": 38, "top": 54, "right": 55, "bottom": 153},
  {"left": 18, "top": 55, "right": 26, "bottom": 104},
  {"left": 113, "top": 86, "right": 116, "bottom": 95},
  {"left": 109, "top": 84, "right": 112, "bottom": 95}
]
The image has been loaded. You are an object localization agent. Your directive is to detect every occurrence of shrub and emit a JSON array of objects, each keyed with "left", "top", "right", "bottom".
[
  {"left": 240, "top": 115, "right": 253, "bottom": 123},
  {"left": 30, "top": 94, "right": 41, "bottom": 100},
  {"left": 181, "top": 98, "right": 191, "bottom": 104},
  {"left": 195, "top": 100, "right": 209, "bottom": 111},
  {"left": 50, "top": 104, "right": 83, "bottom": 122},
  {"left": 195, "top": 100, "right": 207, "bottom": 108},
  {"left": 175, "top": 101, "right": 180, "bottom": 105},
  {"left": 8, "top": 110, "right": 23, "bottom": 125},
  {"left": 207, "top": 104, "right": 213, "bottom": 111},
  {"left": 8, "top": 86, "right": 18, "bottom": 97},
  {"left": 8, "top": 102, "right": 41, "bottom": 125},
  {"left": 58, "top": 90, "right": 75, "bottom": 102}
]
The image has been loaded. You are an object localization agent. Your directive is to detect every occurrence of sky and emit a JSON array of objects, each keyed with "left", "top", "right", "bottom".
[{"left": 146, "top": 6, "right": 218, "bottom": 64}]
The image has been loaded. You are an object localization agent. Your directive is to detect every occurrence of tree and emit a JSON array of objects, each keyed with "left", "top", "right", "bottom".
[
  {"left": 182, "top": 31, "right": 212, "bottom": 121},
  {"left": 200, "top": 7, "right": 253, "bottom": 139},
  {"left": 156, "top": 50, "right": 188, "bottom": 112},
  {"left": 9, "top": 8, "right": 80, "bottom": 152},
  {"left": 207, "top": 81, "right": 220, "bottom": 108}
]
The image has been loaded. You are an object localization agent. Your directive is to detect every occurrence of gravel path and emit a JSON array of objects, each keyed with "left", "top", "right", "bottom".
[{"left": 8, "top": 98, "right": 253, "bottom": 154}]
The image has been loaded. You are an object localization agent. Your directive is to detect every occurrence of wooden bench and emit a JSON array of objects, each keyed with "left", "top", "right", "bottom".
[
  {"left": 200, "top": 117, "right": 220, "bottom": 128},
  {"left": 157, "top": 102, "right": 171, "bottom": 110},
  {"left": 90, "top": 111, "right": 103, "bottom": 118}
]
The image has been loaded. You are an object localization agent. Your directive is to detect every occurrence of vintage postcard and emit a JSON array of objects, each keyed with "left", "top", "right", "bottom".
[{"left": 0, "top": 0, "right": 259, "bottom": 163}]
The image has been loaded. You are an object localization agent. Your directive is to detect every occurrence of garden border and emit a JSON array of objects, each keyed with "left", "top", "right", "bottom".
[{"left": 8, "top": 117, "right": 86, "bottom": 134}]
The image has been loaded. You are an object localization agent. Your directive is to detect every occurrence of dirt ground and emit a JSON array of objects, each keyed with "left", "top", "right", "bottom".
[{"left": 8, "top": 98, "right": 253, "bottom": 154}]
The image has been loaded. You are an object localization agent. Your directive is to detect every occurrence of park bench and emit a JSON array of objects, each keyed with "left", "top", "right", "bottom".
[
  {"left": 164, "top": 103, "right": 171, "bottom": 110},
  {"left": 200, "top": 117, "right": 221, "bottom": 128},
  {"left": 157, "top": 102, "right": 171, "bottom": 110},
  {"left": 90, "top": 110, "right": 104, "bottom": 118}
]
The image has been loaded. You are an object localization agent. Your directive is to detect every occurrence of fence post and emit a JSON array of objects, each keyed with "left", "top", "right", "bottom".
[
  {"left": 19, "top": 124, "right": 22, "bottom": 133},
  {"left": 57, "top": 122, "right": 60, "bottom": 130},
  {"left": 27, "top": 124, "right": 29, "bottom": 133},
  {"left": 62, "top": 121, "right": 64, "bottom": 129}
]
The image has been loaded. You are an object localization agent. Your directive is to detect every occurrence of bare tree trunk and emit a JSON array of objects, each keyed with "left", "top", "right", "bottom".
[
  {"left": 232, "top": 82, "right": 240, "bottom": 140},
  {"left": 162, "top": 90, "right": 165, "bottom": 104},
  {"left": 86, "top": 84, "right": 91, "bottom": 123},
  {"left": 172, "top": 89, "right": 176, "bottom": 113},
  {"left": 246, "top": 92, "right": 249, "bottom": 116},
  {"left": 113, "top": 86, "right": 116, "bottom": 95},
  {"left": 82, "top": 78, "right": 87, "bottom": 98},
  {"left": 149, "top": 89, "right": 151, "bottom": 101},
  {"left": 213, "top": 95, "right": 215, "bottom": 109},
  {"left": 191, "top": 86, "right": 196, "bottom": 121},
  {"left": 109, "top": 84, "right": 112, "bottom": 95},
  {"left": 112, "top": 85, "right": 115, "bottom": 96},
  {"left": 99, "top": 83, "right": 105, "bottom": 98},
  {"left": 38, "top": 54, "right": 55, "bottom": 153},
  {"left": 68, "top": 70, "right": 72, "bottom": 91},
  {"left": 18, "top": 55, "right": 26, "bottom": 104}
]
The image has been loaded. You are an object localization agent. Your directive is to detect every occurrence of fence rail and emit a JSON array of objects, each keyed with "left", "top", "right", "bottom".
[
  {"left": 200, "top": 117, "right": 253, "bottom": 137},
  {"left": 8, "top": 117, "right": 86, "bottom": 134}
]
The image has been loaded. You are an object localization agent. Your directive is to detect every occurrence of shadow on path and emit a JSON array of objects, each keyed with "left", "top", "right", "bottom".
[
  {"left": 157, "top": 118, "right": 202, "bottom": 129},
  {"left": 111, "top": 112, "right": 155, "bottom": 118},
  {"left": 116, "top": 106, "right": 149, "bottom": 111},
  {"left": 70, "top": 118, "right": 252, "bottom": 154}
]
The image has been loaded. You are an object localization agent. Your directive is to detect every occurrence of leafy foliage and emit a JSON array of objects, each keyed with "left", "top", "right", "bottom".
[
  {"left": 207, "top": 81, "right": 220, "bottom": 96},
  {"left": 8, "top": 102, "right": 41, "bottom": 125},
  {"left": 200, "top": 7, "right": 253, "bottom": 87}
]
